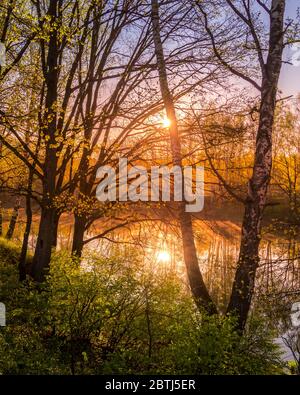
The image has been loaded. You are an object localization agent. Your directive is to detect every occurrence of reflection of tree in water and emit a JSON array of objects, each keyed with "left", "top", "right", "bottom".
[{"left": 52, "top": 217, "right": 300, "bottom": 316}]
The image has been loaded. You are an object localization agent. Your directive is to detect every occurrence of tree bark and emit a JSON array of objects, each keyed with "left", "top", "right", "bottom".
[
  {"left": 227, "top": 0, "right": 286, "bottom": 330},
  {"left": 52, "top": 211, "right": 60, "bottom": 248},
  {"left": 151, "top": 0, "right": 217, "bottom": 315},
  {"left": 31, "top": 0, "right": 59, "bottom": 281},
  {"left": 31, "top": 207, "right": 57, "bottom": 281},
  {"left": 19, "top": 186, "right": 33, "bottom": 281},
  {"left": 71, "top": 214, "right": 86, "bottom": 258}
]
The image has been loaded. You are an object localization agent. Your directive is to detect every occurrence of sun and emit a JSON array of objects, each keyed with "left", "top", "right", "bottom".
[
  {"left": 157, "top": 250, "right": 171, "bottom": 263},
  {"left": 162, "top": 117, "right": 171, "bottom": 128}
]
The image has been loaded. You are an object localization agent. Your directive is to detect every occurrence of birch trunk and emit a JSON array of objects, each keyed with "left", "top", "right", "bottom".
[
  {"left": 151, "top": 0, "right": 217, "bottom": 314},
  {"left": 227, "top": 0, "right": 286, "bottom": 330}
]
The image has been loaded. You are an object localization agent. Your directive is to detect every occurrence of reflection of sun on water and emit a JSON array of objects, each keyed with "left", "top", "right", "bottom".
[{"left": 157, "top": 250, "right": 171, "bottom": 263}]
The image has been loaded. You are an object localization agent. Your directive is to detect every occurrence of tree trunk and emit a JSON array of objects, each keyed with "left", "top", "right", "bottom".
[
  {"left": 31, "top": 0, "right": 59, "bottom": 281},
  {"left": 227, "top": 0, "right": 286, "bottom": 330},
  {"left": 19, "top": 165, "right": 39, "bottom": 281},
  {"left": 52, "top": 211, "right": 60, "bottom": 248},
  {"left": 71, "top": 214, "right": 86, "bottom": 258},
  {"left": 31, "top": 206, "right": 57, "bottom": 282},
  {"left": 151, "top": 0, "right": 217, "bottom": 315},
  {"left": 6, "top": 197, "right": 20, "bottom": 240}
]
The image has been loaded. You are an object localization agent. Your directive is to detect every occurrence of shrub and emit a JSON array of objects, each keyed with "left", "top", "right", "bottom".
[{"left": 0, "top": 242, "right": 285, "bottom": 375}]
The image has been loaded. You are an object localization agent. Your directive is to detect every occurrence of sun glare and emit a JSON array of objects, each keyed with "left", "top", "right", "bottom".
[
  {"left": 157, "top": 250, "right": 171, "bottom": 263},
  {"left": 162, "top": 117, "right": 171, "bottom": 128}
]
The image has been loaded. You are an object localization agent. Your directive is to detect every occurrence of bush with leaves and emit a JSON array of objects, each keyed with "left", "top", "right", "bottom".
[{"left": 0, "top": 239, "right": 286, "bottom": 374}]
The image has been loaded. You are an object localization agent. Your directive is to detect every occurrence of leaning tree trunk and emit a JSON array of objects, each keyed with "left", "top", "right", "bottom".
[
  {"left": 151, "top": 0, "right": 217, "bottom": 315},
  {"left": 227, "top": 0, "right": 286, "bottom": 331},
  {"left": 6, "top": 197, "right": 20, "bottom": 240}
]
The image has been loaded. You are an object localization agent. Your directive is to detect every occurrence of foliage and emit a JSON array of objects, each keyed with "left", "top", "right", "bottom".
[{"left": 0, "top": 241, "right": 285, "bottom": 375}]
